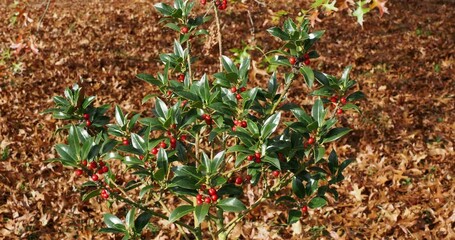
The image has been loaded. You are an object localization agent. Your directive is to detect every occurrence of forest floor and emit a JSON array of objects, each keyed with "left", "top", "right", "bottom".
[{"left": 0, "top": 0, "right": 454, "bottom": 239}]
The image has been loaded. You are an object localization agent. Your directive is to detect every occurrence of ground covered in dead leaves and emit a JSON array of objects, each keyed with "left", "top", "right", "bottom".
[{"left": 0, "top": 0, "right": 454, "bottom": 239}]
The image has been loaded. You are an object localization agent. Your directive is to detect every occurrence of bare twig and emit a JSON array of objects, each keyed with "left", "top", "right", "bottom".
[{"left": 37, "top": 0, "right": 51, "bottom": 31}]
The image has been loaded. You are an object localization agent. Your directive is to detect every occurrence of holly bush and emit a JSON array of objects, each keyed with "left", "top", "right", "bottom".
[{"left": 44, "top": 0, "right": 365, "bottom": 239}]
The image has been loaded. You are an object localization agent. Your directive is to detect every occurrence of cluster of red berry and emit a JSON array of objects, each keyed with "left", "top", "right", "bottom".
[
  {"left": 196, "top": 185, "right": 219, "bottom": 205},
  {"left": 75, "top": 160, "right": 111, "bottom": 199},
  {"left": 177, "top": 73, "right": 185, "bottom": 82},
  {"left": 216, "top": 0, "right": 228, "bottom": 11},
  {"left": 232, "top": 119, "right": 247, "bottom": 131},
  {"left": 230, "top": 86, "right": 246, "bottom": 100},
  {"left": 201, "top": 113, "right": 213, "bottom": 125},
  {"left": 329, "top": 95, "right": 347, "bottom": 115},
  {"left": 246, "top": 152, "right": 262, "bottom": 163},
  {"left": 289, "top": 53, "right": 311, "bottom": 66},
  {"left": 83, "top": 113, "right": 91, "bottom": 127}
]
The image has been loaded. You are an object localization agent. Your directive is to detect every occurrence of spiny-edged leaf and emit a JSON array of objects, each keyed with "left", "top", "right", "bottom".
[
  {"left": 300, "top": 66, "right": 314, "bottom": 88},
  {"left": 292, "top": 177, "right": 305, "bottom": 198},
  {"left": 55, "top": 144, "right": 77, "bottom": 163},
  {"left": 115, "top": 105, "right": 125, "bottom": 127},
  {"left": 311, "top": 98, "right": 325, "bottom": 127},
  {"left": 194, "top": 204, "right": 210, "bottom": 225},
  {"left": 103, "top": 213, "right": 124, "bottom": 228},
  {"left": 261, "top": 112, "right": 281, "bottom": 139},
  {"left": 322, "top": 127, "right": 351, "bottom": 143},
  {"left": 288, "top": 209, "right": 302, "bottom": 225},
  {"left": 82, "top": 189, "right": 100, "bottom": 202},
  {"left": 134, "top": 211, "right": 153, "bottom": 232},
  {"left": 308, "top": 196, "right": 327, "bottom": 209},
  {"left": 217, "top": 198, "right": 246, "bottom": 212},
  {"left": 169, "top": 205, "right": 194, "bottom": 222},
  {"left": 352, "top": 0, "right": 371, "bottom": 26}
]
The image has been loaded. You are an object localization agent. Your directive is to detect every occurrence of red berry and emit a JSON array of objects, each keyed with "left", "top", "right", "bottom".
[
  {"left": 151, "top": 148, "right": 158, "bottom": 155},
  {"left": 236, "top": 94, "right": 242, "bottom": 100},
  {"left": 304, "top": 59, "right": 311, "bottom": 65},
  {"left": 101, "top": 189, "right": 107, "bottom": 195},
  {"left": 75, "top": 169, "right": 83, "bottom": 176},
  {"left": 170, "top": 142, "right": 176, "bottom": 149},
  {"left": 89, "top": 161, "right": 97, "bottom": 170},
  {"left": 86, "top": 120, "right": 91, "bottom": 127},
  {"left": 289, "top": 57, "right": 297, "bottom": 65},
  {"left": 204, "top": 115, "right": 211, "bottom": 121},
  {"left": 101, "top": 166, "right": 109, "bottom": 173},
  {"left": 235, "top": 177, "right": 243, "bottom": 185},
  {"left": 181, "top": 100, "right": 188, "bottom": 107},
  {"left": 205, "top": 197, "right": 212, "bottom": 204},
  {"left": 232, "top": 126, "right": 236, "bottom": 131},
  {"left": 99, "top": 161, "right": 105, "bottom": 167},
  {"left": 245, "top": 175, "right": 252, "bottom": 182},
  {"left": 170, "top": 137, "right": 177, "bottom": 144},
  {"left": 301, "top": 206, "right": 308, "bottom": 213},
  {"left": 307, "top": 137, "right": 315, "bottom": 145},
  {"left": 97, "top": 168, "right": 104, "bottom": 175},
  {"left": 180, "top": 135, "right": 187, "bottom": 141},
  {"left": 215, "top": 0, "right": 220, "bottom": 6},
  {"left": 181, "top": 26, "right": 189, "bottom": 34},
  {"left": 83, "top": 113, "right": 90, "bottom": 120},
  {"left": 122, "top": 138, "right": 129, "bottom": 146},
  {"left": 211, "top": 194, "right": 218, "bottom": 201},
  {"left": 167, "top": 90, "right": 172, "bottom": 96},
  {"left": 254, "top": 158, "right": 261, "bottom": 163},
  {"left": 208, "top": 188, "right": 217, "bottom": 196},
  {"left": 139, "top": 155, "right": 144, "bottom": 160},
  {"left": 340, "top": 97, "right": 347, "bottom": 105},
  {"left": 247, "top": 155, "right": 254, "bottom": 161},
  {"left": 304, "top": 53, "right": 310, "bottom": 60},
  {"left": 201, "top": 113, "right": 207, "bottom": 120},
  {"left": 200, "top": 184, "right": 207, "bottom": 191},
  {"left": 255, "top": 152, "right": 261, "bottom": 159},
  {"left": 171, "top": 124, "right": 177, "bottom": 129},
  {"left": 205, "top": 119, "right": 213, "bottom": 125},
  {"left": 240, "top": 87, "right": 246, "bottom": 92},
  {"left": 337, "top": 109, "right": 344, "bottom": 115},
  {"left": 240, "top": 120, "right": 247, "bottom": 128},
  {"left": 231, "top": 87, "right": 237, "bottom": 93},
  {"left": 201, "top": 0, "right": 206, "bottom": 5},
  {"left": 196, "top": 194, "right": 203, "bottom": 200},
  {"left": 81, "top": 160, "right": 88, "bottom": 166},
  {"left": 159, "top": 141, "right": 167, "bottom": 149},
  {"left": 330, "top": 96, "right": 338, "bottom": 103},
  {"left": 272, "top": 170, "right": 280, "bottom": 178},
  {"left": 91, "top": 174, "right": 99, "bottom": 181},
  {"left": 197, "top": 199, "right": 203, "bottom": 205},
  {"left": 178, "top": 74, "right": 185, "bottom": 82}
]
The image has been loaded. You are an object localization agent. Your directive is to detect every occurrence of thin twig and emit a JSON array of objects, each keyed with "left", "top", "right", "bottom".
[
  {"left": 213, "top": 5, "right": 223, "bottom": 72},
  {"left": 37, "top": 0, "right": 51, "bottom": 31}
]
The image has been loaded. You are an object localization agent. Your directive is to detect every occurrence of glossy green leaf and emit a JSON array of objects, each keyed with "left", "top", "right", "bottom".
[
  {"left": 154, "top": 3, "right": 175, "bottom": 16},
  {"left": 328, "top": 150, "right": 338, "bottom": 174},
  {"left": 308, "top": 197, "right": 327, "bottom": 209},
  {"left": 300, "top": 66, "right": 314, "bottom": 88},
  {"left": 115, "top": 105, "right": 125, "bottom": 127},
  {"left": 292, "top": 177, "right": 305, "bottom": 198},
  {"left": 126, "top": 208, "right": 136, "bottom": 229},
  {"left": 155, "top": 98, "right": 169, "bottom": 119},
  {"left": 322, "top": 127, "right": 351, "bottom": 143},
  {"left": 194, "top": 204, "right": 210, "bottom": 225},
  {"left": 169, "top": 205, "right": 194, "bottom": 222},
  {"left": 261, "top": 112, "right": 281, "bottom": 139},
  {"left": 131, "top": 133, "right": 146, "bottom": 154},
  {"left": 157, "top": 148, "right": 168, "bottom": 174},
  {"left": 221, "top": 55, "right": 238, "bottom": 74},
  {"left": 82, "top": 189, "right": 100, "bottom": 202},
  {"left": 134, "top": 211, "right": 153, "bottom": 232},
  {"left": 217, "top": 198, "right": 246, "bottom": 212},
  {"left": 311, "top": 98, "right": 325, "bottom": 127},
  {"left": 267, "top": 27, "right": 290, "bottom": 40},
  {"left": 103, "top": 213, "right": 124, "bottom": 229},
  {"left": 288, "top": 209, "right": 302, "bottom": 224}
]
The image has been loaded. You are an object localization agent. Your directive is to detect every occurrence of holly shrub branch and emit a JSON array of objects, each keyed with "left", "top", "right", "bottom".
[{"left": 44, "top": 0, "right": 367, "bottom": 239}]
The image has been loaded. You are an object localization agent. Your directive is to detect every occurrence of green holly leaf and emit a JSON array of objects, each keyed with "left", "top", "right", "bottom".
[{"left": 352, "top": 0, "right": 371, "bottom": 26}]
